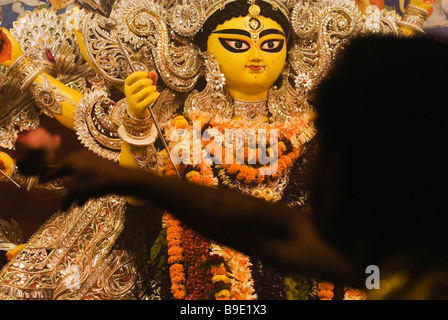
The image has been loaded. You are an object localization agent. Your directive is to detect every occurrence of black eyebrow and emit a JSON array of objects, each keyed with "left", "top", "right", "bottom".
[
  {"left": 259, "top": 29, "right": 286, "bottom": 38},
  {"left": 212, "top": 29, "right": 251, "bottom": 37}
]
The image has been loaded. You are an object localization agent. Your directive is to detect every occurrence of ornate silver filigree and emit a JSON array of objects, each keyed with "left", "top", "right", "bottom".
[
  {"left": 80, "top": 0, "right": 203, "bottom": 91},
  {"left": 362, "top": 5, "right": 400, "bottom": 35},
  {"left": 11, "top": 8, "right": 93, "bottom": 91},
  {"left": 233, "top": 99, "right": 269, "bottom": 122},
  {"left": 78, "top": 0, "right": 415, "bottom": 123},
  {"left": 32, "top": 75, "right": 71, "bottom": 116},
  {"left": 0, "top": 8, "right": 94, "bottom": 149},
  {"left": 218, "top": 166, "right": 292, "bottom": 203},
  {"left": 0, "top": 67, "right": 38, "bottom": 149},
  {"left": 132, "top": 144, "right": 162, "bottom": 173},
  {"left": 268, "top": 66, "right": 310, "bottom": 122},
  {"left": 0, "top": 196, "right": 137, "bottom": 300},
  {"left": 184, "top": 51, "right": 233, "bottom": 119},
  {"left": 80, "top": 12, "right": 136, "bottom": 86},
  {"left": 289, "top": 0, "right": 362, "bottom": 102},
  {"left": 167, "top": 0, "right": 293, "bottom": 37},
  {"left": 74, "top": 88, "right": 124, "bottom": 162}
]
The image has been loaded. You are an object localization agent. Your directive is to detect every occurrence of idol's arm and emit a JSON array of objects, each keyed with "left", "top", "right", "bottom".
[
  {"left": 74, "top": 6, "right": 160, "bottom": 206},
  {"left": 398, "top": 0, "right": 435, "bottom": 36},
  {"left": 41, "top": 150, "right": 364, "bottom": 287},
  {"left": 116, "top": 70, "right": 160, "bottom": 205},
  {"left": 0, "top": 28, "right": 83, "bottom": 131}
]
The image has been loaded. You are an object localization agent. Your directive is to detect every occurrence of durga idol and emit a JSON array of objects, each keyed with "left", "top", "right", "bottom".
[{"left": 0, "top": 0, "right": 433, "bottom": 299}]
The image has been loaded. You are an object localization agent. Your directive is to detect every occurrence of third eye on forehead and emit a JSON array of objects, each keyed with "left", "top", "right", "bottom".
[{"left": 212, "top": 28, "right": 285, "bottom": 38}]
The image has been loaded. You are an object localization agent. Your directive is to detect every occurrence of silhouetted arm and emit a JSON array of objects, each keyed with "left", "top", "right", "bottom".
[{"left": 41, "top": 150, "right": 363, "bottom": 287}]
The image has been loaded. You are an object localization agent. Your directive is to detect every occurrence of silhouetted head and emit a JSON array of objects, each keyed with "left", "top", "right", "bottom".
[{"left": 311, "top": 35, "right": 448, "bottom": 270}]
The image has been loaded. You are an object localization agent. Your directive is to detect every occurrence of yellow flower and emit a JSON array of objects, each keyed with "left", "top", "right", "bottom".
[
  {"left": 215, "top": 289, "right": 231, "bottom": 299},
  {"left": 173, "top": 115, "right": 189, "bottom": 128},
  {"left": 278, "top": 141, "right": 287, "bottom": 152},
  {"left": 212, "top": 274, "right": 230, "bottom": 284},
  {"left": 186, "top": 170, "right": 200, "bottom": 180}
]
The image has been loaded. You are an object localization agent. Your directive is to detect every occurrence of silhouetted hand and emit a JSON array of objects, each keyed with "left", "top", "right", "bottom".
[
  {"left": 40, "top": 150, "right": 140, "bottom": 209},
  {"left": 15, "top": 127, "right": 61, "bottom": 176}
]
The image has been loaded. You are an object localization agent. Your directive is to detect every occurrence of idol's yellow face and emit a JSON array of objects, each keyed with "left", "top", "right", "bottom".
[{"left": 207, "top": 15, "right": 287, "bottom": 100}]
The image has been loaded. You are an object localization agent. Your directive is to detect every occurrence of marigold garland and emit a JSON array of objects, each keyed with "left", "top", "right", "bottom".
[
  {"left": 210, "top": 244, "right": 257, "bottom": 300},
  {"left": 164, "top": 213, "right": 186, "bottom": 299},
  {"left": 186, "top": 109, "right": 316, "bottom": 149},
  {"left": 161, "top": 111, "right": 315, "bottom": 300},
  {"left": 163, "top": 112, "right": 313, "bottom": 187},
  {"left": 209, "top": 254, "right": 232, "bottom": 300},
  {"left": 182, "top": 226, "right": 214, "bottom": 300}
]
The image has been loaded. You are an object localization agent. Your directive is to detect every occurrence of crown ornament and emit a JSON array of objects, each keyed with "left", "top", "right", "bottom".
[{"left": 169, "top": 0, "right": 293, "bottom": 37}]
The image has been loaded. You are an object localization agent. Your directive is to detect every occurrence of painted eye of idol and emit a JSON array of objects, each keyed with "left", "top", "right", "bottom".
[
  {"left": 260, "top": 39, "right": 284, "bottom": 52},
  {"left": 218, "top": 38, "right": 251, "bottom": 52},
  {"left": 212, "top": 28, "right": 285, "bottom": 53}
]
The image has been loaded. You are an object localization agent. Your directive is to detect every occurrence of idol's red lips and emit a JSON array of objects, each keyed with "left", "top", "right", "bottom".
[{"left": 247, "top": 65, "right": 265, "bottom": 71}]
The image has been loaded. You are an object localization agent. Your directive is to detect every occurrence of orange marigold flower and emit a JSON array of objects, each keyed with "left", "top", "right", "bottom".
[
  {"left": 165, "top": 218, "right": 180, "bottom": 228},
  {"left": 210, "top": 264, "right": 227, "bottom": 276},
  {"left": 277, "top": 147, "right": 283, "bottom": 158},
  {"left": 278, "top": 158, "right": 287, "bottom": 170},
  {"left": 293, "top": 147, "right": 301, "bottom": 158},
  {"left": 168, "top": 241, "right": 182, "bottom": 249},
  {"left": 189, "top": 175, "right": 204, "bottom": 185},
  {"left": 168, "top": 225, "right": 183, "bottom": 235},
  {"left": 202, "top": 176, "right": 216, "bottom": 185},
  {"left": 282, "top": 155, "right": 293, "bottom": 167},
  {"left": 227, "top": 163, "right": 241, "bottom": 175},
  {"left": 255, "top": 171, "right": 265, "bottom": 184},
  {"left": 167, "top": 229, "right": 182, "bottom": 242},
  {"left": 168, "top": 255, "right": 184, "bottom": 264},
  {"left": 168, "top": 246, "right": 184, "bottom": 257},
  {"left": 170, "top": 263, "right": 184, "bottom": 273},
  {"left": 244, "top": 166, "right": 257, "bottom": 184},
  {"left": 171, "top": 284, "right": 186, "bottom": 299},
  {"left": 199, "top": 163, "right": 213, "bottom": 174},
  {"left": 318, "top": 290, "right": 334, "bottom": 300},
  {"left": 164, "top": 170, "right": 177, "bottom": 178},
  {"left": 170, "top": 272, "right": 186, "bottom": 284},
  {"left": 318, "top": 282, "right": 334, "bottom": 291},
  {"left": 236, "top": 167, "right": 247, "bottom": 181}
]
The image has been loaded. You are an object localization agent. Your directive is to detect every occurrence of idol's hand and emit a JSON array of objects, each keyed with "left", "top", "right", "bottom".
[
  {"left": 0, "top": 27, "right": 23, "bottom": 67},
  {"left": 124, "top": 71, "right": 160, "bottom": 119},
  {"left": 409, "top": 0, "right": 435, "bottom": 11}
]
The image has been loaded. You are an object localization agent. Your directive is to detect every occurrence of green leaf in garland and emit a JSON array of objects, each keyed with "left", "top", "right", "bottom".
[
  {"left": 284, "top": 274, "right": 311, "bottom": 300},
  {"left": 149, "top": 228, "right": 168, "bottom": 269}
]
